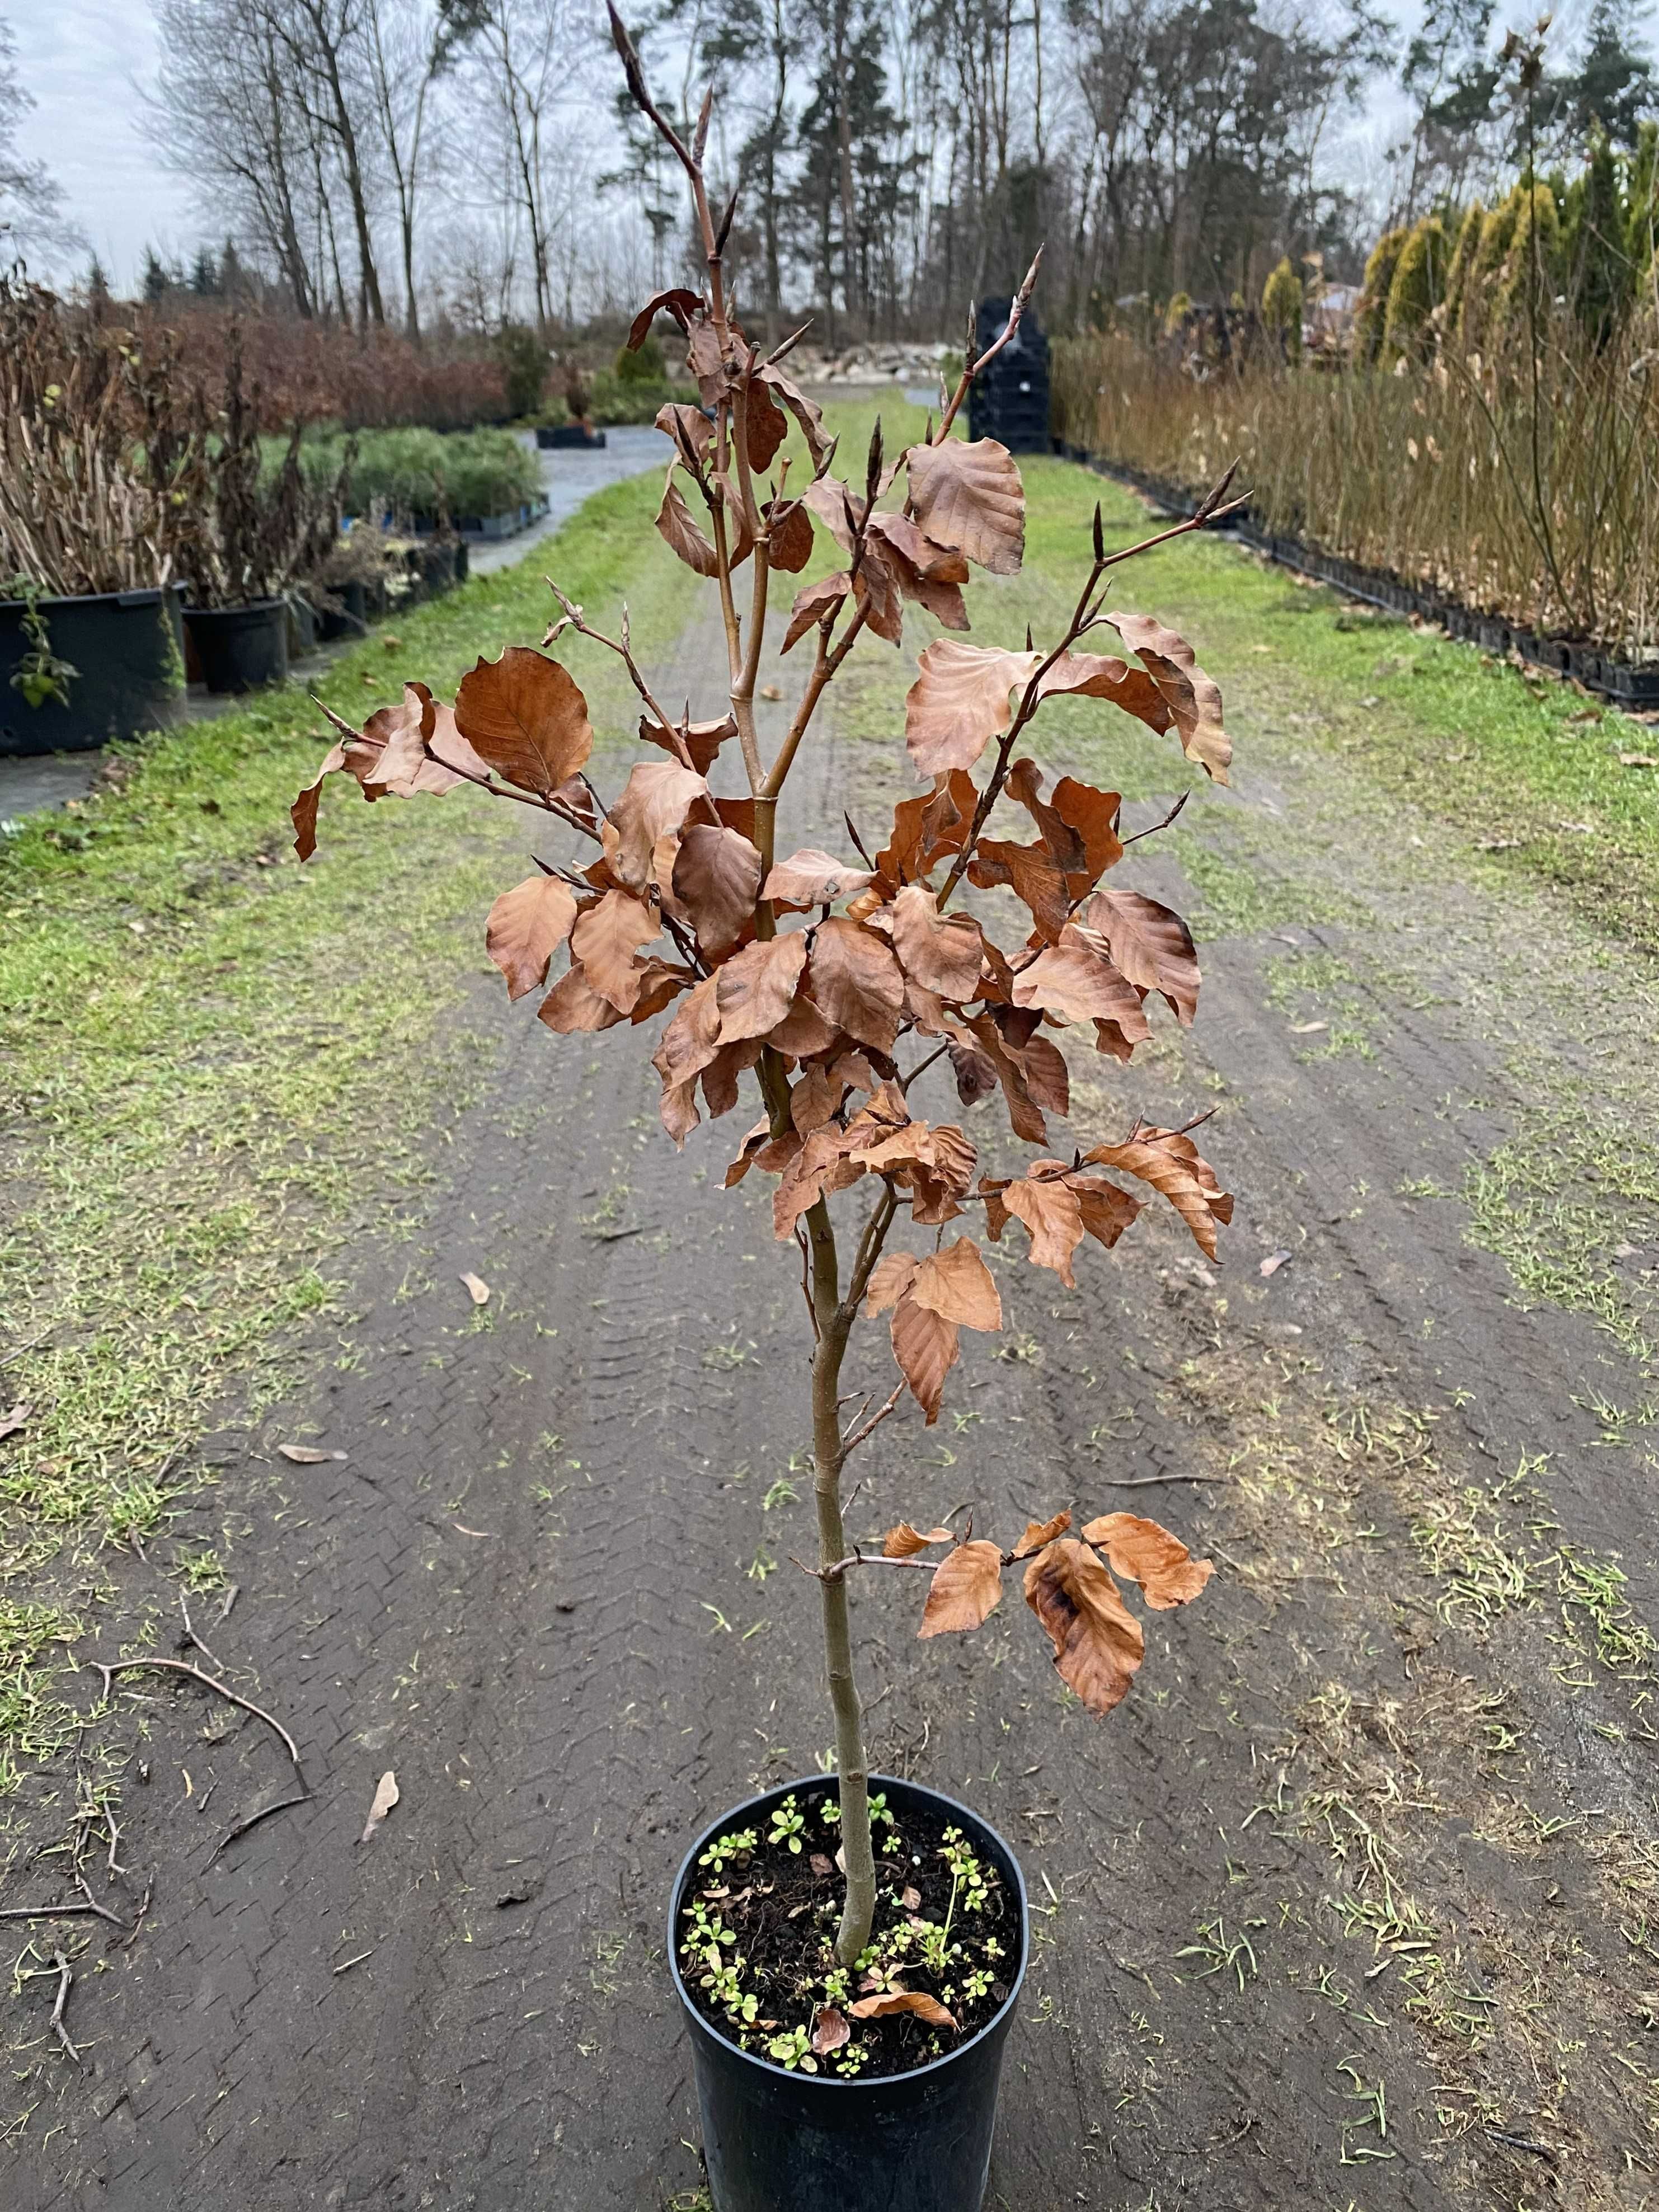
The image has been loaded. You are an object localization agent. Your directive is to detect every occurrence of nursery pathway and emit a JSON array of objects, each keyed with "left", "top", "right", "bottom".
[{"left": 10, "top": 486, "right": 1659, "bottom": 2211}]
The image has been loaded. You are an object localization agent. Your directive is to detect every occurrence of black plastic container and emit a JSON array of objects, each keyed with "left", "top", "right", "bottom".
[
  {"left": 420, "top": 541, "right": 458, "bottom": 594},
  {"left": 969, "top": 299, "right": 1050, "bottom": 455},
  {"left": 286, "top": 594, "right": 319, "bottom": 660},
  {"left": 1, "top": 583, "right": 186, "bottom": 756},
  {"left": 183, "top": 599, "right": 289, "bottom": 694},
  {"left": 671, "top": 1773, "right": 1027, "bottom": 2212},
  {"left": 538, "top": 422, "right": 609, "bottom": 449},
  {"left": 318, "top": 579, "right": 369, "bottom": 641}
]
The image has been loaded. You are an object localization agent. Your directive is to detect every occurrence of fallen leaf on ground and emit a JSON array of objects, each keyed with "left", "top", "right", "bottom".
[
  {"left": 810, "top": 1852, "right": 834, "bottom": 1877},
  {"left": 459, "top": 1272, "right": 491, "bottom": 1305},
  {"left": 811, "top": 2004, "right": 850, "bottom": 2054},
  {"left": 452, "top": 1523, "right": 495, "bottom": 1538},
  {"left": 901, "top": 1885, "right": 922, "bottom": 1911},
  {"left": 1259, "top": 1249, "right": 1292, "bottom": 1278},
  {"left": 1619, "top": 753, "right": 1659, "bottom": 768},
  {"left": 359, "top": 1770, "right": 398, "bottom": 1844},
  {"left": 495, "top": 1873, "right": 543, "bottom": 1908},
  {"left": 0, "top": 1403, "right": 32, "bottom": 1444},
  {"left": 1288, "top": 1020, "right": 1327, "bottom": 1035},
  {"left": 279, "top": 1442, "right": 346, "bottom": 1463},
  {"left": 849, "top": 1989, "right": 957, "bottom": 2029},
  {"left": 761, "top": 684, "right": 783, "bottom": 702}
]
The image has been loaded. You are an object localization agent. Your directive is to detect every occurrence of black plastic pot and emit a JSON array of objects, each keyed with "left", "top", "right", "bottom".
[
  {"left": 183, "top": 599, "right": 289, "bottom": 694},
  {"left": 318, "top": 579, "right": 369, "bottom": 641},
  {"left": 1, "top": 584, "right": 186, "bottom": 757},
  {"left": 286, "top": 595, "right": 319, "bottom": 660},
  {"left": 671, "top": 1773, "right": 1027, "bottom": 2212},
  {"left": 420, "top": 541, "right": 457, "bottom": 594},
  {"left": 537, "top": 422, "right": 609, "bottom": 449}
]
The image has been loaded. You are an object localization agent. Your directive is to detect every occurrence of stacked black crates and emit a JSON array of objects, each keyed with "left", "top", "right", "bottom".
[{"left": 966, "top": 299, "right": 1050, "bottom": 453}]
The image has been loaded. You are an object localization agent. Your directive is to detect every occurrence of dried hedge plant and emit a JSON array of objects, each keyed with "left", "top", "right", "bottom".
[{"left": 292, "top": 11, "right": 1244, "bottom": 1969}]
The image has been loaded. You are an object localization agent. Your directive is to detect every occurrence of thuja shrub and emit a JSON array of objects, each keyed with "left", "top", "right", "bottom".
[{"left": 292, "top": 6, "right": 1242, "bottom": 1981}]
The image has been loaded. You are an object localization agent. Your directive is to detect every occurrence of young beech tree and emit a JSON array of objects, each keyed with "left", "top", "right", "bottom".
[{"left": 292, "top": 4, "right": 1245, "bottom": 1970}]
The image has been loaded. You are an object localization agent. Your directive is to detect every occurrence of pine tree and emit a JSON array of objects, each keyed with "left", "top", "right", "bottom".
[
  {"left": 1260, "top": 258, "right": 1303, "bottom": 361},
  {"left": 1383, "top": 218, "right": 1447, "bottom": 359},
  {"left": 1442, "top": 200, "right": 1485, "bottom": 338},
  {"left": 1355, "top": 226, "right": 1409, "bottom": 361},
  {"left": 190, "top": 245, "right": 222, "bottom": 297},
  {"left": 140, "top": 246, "right": 170, "bottom": 305},
  {"left": 1561, "top": 0, "right": 1656, "bottom": 148},
  {"left": 1564, "top": 130, "right": 1632, "bottom": 341}
]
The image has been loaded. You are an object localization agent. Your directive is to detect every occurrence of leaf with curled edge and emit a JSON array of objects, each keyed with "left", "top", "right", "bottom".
[
  {"left": 1012, "top": 924, "right": 1151, "bottom": 1044},
  {"left": 891, "top": 885, "right": 985, "bottom": 1002},
  {"left": 655, "top": 471, "right": 720, "bottom": 577},
  {"left": 904, "top": 640, "right": 1041, "bottom": 778},
  {"left": 1080, "top": 1128, "right": 1233, "bottom": 1261},
  {"left": 783, "top": 571, "right": 851, "bottom": 653},
  {"left": 918, "top": 1539, "right": 1003, "bottom": 1634},
  {"left": 906, "top": 437, "right": 1024, "bottom": 574},
  {"left": 1023, "top": 1538, "right": 1144, "bottom": 1714},
  {"left": 811, "top": 2006, "right": 851, "bottom": 2055},
  {"left": 1081, "top": 1513, "right": 1215, "bottom": 1609},
  {"left": 654, "top": 400, "right": 711, "bottom": 466},
  {"left": 631, "top": 956, "right": 695, "bottom": 1023},
  {"left": 628, "top": 287, "right": 703, "bottom": 349},
  {"left": 1071, "top": 1173, "right": 1142, "bottom": 1249},
  {"left": 1005, "top": 759, "right": 1122, "bottom": 892},
  {"left": 767, "top": 499, "right": 814, "bottom": 574},
  {"left": 854, "top": 540, "right": 905, "bottom": 646},
  {"left": 848, "top": 1990, "right": 957, "bottom": 2030},
  {"left": 713, "top": 932, "right": 808, "bottom": 1042},
  {"left": 757, "top": 364, "right": 830, "bottom": 468},
  {"left": 965, "top": 837, "right": 1070, "bottom": 943},
  {"left": 867, "top": 510, "right": 970, "bottom": 588},
  {"left": 1033, "top": 649, "right": 1175, "bottom": 742},
  {"left": 652, "top": 973, "right": 722, "bottom": 1122},
  {"left": 570, "top": 890, "right": 660, "bottom": 1013},
  {"left": 807, "top": 918, "right": 904, "bottom": 1055},
  {"left": 1080, "top": 888, "right": 1199, "bottom": 1025},
  {"left": 291, "top": 740, "right": 351, "bottom": 860},
  {"left": 745, "top": 384, "right": 788, "bottom": 471},
  {"left": 538, "top": 962, "right": 627, "bottom": 1034},
  {"left": 454, "top": 646, "right": 592, "bottom": 795},
  {"left": 359, "top": 685, "right": 468, "bottom": 797},
  {"left": 763, "top": 849, "right": 875, "bottom": 907},
  {"left": 891, "top": 1292, "right": 959, "bottom": 1424},
  {"left": 638, "top": 710, "right": 736, "bottom": 776},
  {"left": 1011, "top": 1510, "right": 1072, "bottom": 1559},
  {"left": 700, "top": 1035, "right": 763, "bottom": 1120},
  {"left": 1001, "top": 1167, "right": 1086, "bottom": 1286},
  {"left": 485, "top": 875, "right": 579, "bottom": 1001},
  {"left": 864, "top": 1252, "right": 922, "bottom": 1317},
  {"left": 673, "top": 823, "right": 762, "bottom": 954},
  {"left": 909, "top": 1238, "right": 1002, "bottom": 1331},
  {"left": 608, "top": 760, "right": 711, "bottom": 891},
  {"left": 882, "top": 1519, "right": 956, "bottom": 1556},
  {"left": 1107, "top": 610, "right": 1231, "bottom": 783},
  {"left": 947, "top": 1014, "right": 1046, "bottom": 1144},
  {"left": 875, "top": 771, "right": 977, "bottom": 893}
]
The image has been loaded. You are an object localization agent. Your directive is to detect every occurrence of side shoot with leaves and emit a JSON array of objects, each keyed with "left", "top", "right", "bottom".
[{"left": 291, "top": 10, "right": 1246, "bottom": 1973}]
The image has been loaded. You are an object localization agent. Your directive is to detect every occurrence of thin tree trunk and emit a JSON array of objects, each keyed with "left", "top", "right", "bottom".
[{"left": 805, "top": 1199, "right": 876, "bottom": 1966}]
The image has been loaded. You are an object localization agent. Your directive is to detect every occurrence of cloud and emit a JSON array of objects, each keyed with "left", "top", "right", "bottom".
[{"left": 8, "top": 2, "right": 197, "bottom": 285}]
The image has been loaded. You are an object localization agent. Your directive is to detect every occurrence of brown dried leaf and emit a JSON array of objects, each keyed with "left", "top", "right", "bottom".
[
  {"left": 1035, "top": 649, "right": 1174, "bottom": 740},
  {"left": 811, "top": 2005, "right": 851, "bottom": 2055},
  {"left": 654, "top": 400, "right": 711, "bottom": 464},
  {"left": 358, "top": 1769, "right": 400, "bottom": 1844},
  {"left": 757, "top": 365, "right": 830, "bottom": 467},
  {"left": 807, "top": 918, "right": 904, "bottom": 1054},
  {"left": 571, "top": 890, "right": 660, "bottom": 1013},
  {"left": 539, "top": 964, "right": 627, "bottom": 1034},
  {"left": 782, "top": 571, "right": 852, "bottom": 653},
  {"left": 656, "top": 471, "right": 720, "bottom": 577},
  {"left": 864, "top": 1252, "right": 922, "bottom": 1318},
  {"left": 891, "top": 885, "right": 984, "bottom": 1002},
  {"left": 673, "top": 824, "right": 762, "bottom": 954},
  {"left": 1011, "top": 1510, "right": 1073, "bottom": 1558},
  {"left": 891, "top": 1292, "right": 959, "bottom": 1424},
  {"left": 906, "top": 437, "right": 1024, "bottom": 574},
  {"left": 847, "top": 1990, "right": 957, "bottom": 2030},
  {"left": 713, "top": 932, "right": 808, "bottom": 1042},
  {"left": 485, "top": 875, "right": 579, "bottom": 1001},
  {"left": 1023, "top": 1538, "right": 1144, "bottom": 1714},
  {"left": 745, "top": 386, "right": 788, "bottom": 471},
  {"left": 1003, "top": 1171, "right": 1085, "bottom": 1286},
  {"left": 459, "top": 1271, "right": 491, "bottom": 1305},
  {"left": 608, "top": 761, "right": 711, "bottom": 890},
  {"left": 1108, "top": 611, "right": 1231, "bottom": 783},
  {"left": 1081, "top": 1129, "right": 1233, "bottom": 1262},
  {"left": 1080, "top": 1513, "right": 1215, "bottom": 1609},
  {"left": 904, "top": 640, "right": 1040, "bottom": 777},
  {"left": 918, "top": 1539, "right": 1003, "bottom": 1636},
  {"left": 1013, "top": 924, "right": 1150, "bottom": 1042},
  {"left": 882, "top": 1520, "right": 956, "bottom": 1557},
  {"left": 964, "top": 838, "right": 1071, "bottom": 942},
  {"left": 628, "top": 288, "right": 703, "bottom": 349},
  {"left": 763, "top": 849, "right": 875, "bottom": 907},
  {"left": 638, "top": 711, "right": 736, "bottom": 776},
  {"left": 278, "top": 1441, "right": 344, "bottom": 1463},
  {"left": 909, "top": 1238, "right": 1002, "bottom": 1332},
  {"left": 291, "top": 741, "right": 349, "bottom": 860},
  {"left": 1081, "top": 889, "right": 1200, "bottom": 1024},
  {"left": 454, "top": 647, "right": 593, "bottom": 795},
  {"left": 1071, "top": 1175, "right": 1143, "bottom": 1249},
  {"left": 767, "top": 500, "right": 815, "bottom": 574}
]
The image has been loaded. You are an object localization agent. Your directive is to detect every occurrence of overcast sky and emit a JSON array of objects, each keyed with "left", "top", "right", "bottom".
[{"left": 4, "top": 0, "right": 1654, "bottom": 293}]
